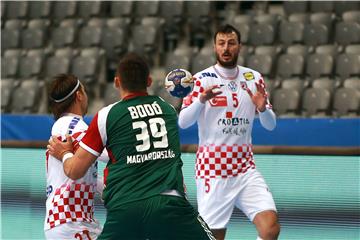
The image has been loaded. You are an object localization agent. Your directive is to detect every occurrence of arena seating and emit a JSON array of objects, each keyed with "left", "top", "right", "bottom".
[{"left": 1, "top": 1, "right": 359, "bottom": 117}]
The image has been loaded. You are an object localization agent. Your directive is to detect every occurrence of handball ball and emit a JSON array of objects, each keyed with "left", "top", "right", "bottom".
[{"left": 164, "top": 69, "right": 193, "bottom": 98}]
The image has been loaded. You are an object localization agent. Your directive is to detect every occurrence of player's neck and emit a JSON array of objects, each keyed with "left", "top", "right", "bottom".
[
  {"left": 64, "top": 105, "right": 84, "bottom": 118},
  {"left": 214, "top": 64, "right": 239, "bottom": 80},
  {"left": 61, "top": 112, "right": 83, "bottom": 118},
  {"left": 122, "top": 91, "right": 148, "bottom": 100}
]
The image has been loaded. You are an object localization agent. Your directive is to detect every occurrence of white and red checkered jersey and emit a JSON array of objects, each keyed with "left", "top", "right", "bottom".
[
  {"left": 44, "top": 114, "right": 100, "bottom": 230},
  {"left": 180, "top": 65, "right": 274, "bottom": 179}
]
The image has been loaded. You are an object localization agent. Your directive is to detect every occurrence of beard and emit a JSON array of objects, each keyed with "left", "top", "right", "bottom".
[{"left": 216, "top": 52, "right": 238, "bottom": 68}]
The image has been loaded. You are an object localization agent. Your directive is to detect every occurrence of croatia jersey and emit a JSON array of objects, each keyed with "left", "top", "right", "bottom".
[
  {"left": 182, "top": 65, "right": 272, "bottom": 179},
  {"left": 44, "top": 115, "right": 100, "bottom": 231}
]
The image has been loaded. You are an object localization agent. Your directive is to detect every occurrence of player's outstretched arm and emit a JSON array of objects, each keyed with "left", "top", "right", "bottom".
[
  {"left": 246, "top": 82, "right": 267, "bottom": 112},
  {"left": 48, "top": 135, "right": 97, "bottom": 180},
  {"left": 178, "top": 85, "right": 222, "bottom": 129},
  {"left": 246, "top": 82, "right": 276, "bottom": 130}
]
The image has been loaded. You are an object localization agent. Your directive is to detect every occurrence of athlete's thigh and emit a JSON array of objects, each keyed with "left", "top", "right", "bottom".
[
  {"left": 145, "top": 195, "right": 215, "bottom": 240},
  {"left": 45, "top": 222, "right": 102, "bottom": 240},
  {"left": 235, "top": 169, "right": 277, "bottom": 222},
  {"left": 196, "top": 178, "right": 238, "bottom": 229}
]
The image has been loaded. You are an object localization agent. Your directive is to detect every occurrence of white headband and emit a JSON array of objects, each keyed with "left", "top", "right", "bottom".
[{"left": 53, "top": 79, "right": 80, "bottom": 103}]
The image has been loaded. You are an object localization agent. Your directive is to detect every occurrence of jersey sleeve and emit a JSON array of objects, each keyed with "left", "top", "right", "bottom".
[
  {"left": 178, "top": 75, "right": 207, "bottom": 129},
  {"left": 51, "top": 117, "right": 89, "bottom": 153},
  {"left": 71, "top": 131, "right": 86, "bottom": 152},
  {"left": 181, "top": 76, "right": 205, "bottom": 109},
  {"left": 97, "top": 148, "right": 110, "bottom": 163},
  {"left": 255, "top": 74, "right": 272, "bottom": 109},
  {"left": 80, "top": 113, "right": 105, "bottom": 157}
]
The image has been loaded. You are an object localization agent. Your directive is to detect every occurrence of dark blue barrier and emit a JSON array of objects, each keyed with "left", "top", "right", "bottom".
[{"left": 1, "top": 114, "right": 359, "bottom": 147}]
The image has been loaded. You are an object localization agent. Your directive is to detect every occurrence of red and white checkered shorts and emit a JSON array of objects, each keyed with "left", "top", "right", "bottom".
[
  {"left": 195, "top": 144, "right": 255, "bottom": 178},
  {"left": 46, "top": 183, "right": 96, "bottom": 229}
]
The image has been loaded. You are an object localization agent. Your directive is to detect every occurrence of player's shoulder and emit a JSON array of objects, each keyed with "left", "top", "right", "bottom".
[
  {"left": 51, "top": 115, "right": 87, "bottom": 135},
  {"left": 153, "top": 95, "right": 178, "bottom": 113},
  {"left": 98, "top": 101, "right": 120, "bottom": 117},
  {"left": 238, "top": 66, "right": 262, "bottom": 82},
  {"left": 193, "top": 66, "right": 217, "bottom": 81}
]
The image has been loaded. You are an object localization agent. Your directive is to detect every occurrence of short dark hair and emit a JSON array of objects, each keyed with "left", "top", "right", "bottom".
[
  {"left": 116, "top": 52, "right": 150, "bottom": 92},
  {"left": 213, "top": 24, "right": 241, "bottom": 44},
  {"left": 48, "top": 74, "right": 80, "bottom": 120}
]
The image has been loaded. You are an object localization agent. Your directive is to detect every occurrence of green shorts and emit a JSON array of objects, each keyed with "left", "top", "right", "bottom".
[{"left": 98, "top": 194, "right": 214, "bottom": 240}]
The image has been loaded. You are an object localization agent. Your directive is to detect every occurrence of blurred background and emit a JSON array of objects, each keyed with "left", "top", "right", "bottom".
[{"left": 1, "top": 1, "right": 359, "bottom": 239}]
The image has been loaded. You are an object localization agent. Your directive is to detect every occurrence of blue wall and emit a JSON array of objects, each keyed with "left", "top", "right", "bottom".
[{"left": 1, "top": 114, "right": 359, "bottom": 147}]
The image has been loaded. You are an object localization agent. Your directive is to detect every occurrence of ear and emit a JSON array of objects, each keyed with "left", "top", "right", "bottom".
[
  {"left": 75, "top": 90, "right": 83, "bottom": 101},
  {"left": 147, "top": 76, "right": 152, "bottom": 87},
  {"left": 114, "top": 75, "right": 121, "bottom": 89}
]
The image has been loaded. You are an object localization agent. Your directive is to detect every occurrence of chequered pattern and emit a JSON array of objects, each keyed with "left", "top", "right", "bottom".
[
  {"left": 182, "top": 80, "right": 204, "bottom": 108},
  {"left": 46, "top": 183, "right": 95, "bottom": 229},
  {"left": 196, "top": 144, "right": 255, "bottom": 179},
  {"left": 71, "top": 131, "right": 86, "bottom": 152}
]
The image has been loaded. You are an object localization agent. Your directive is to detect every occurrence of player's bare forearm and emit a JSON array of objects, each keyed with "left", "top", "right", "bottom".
[
  {"left": 63, "top": 148, "right": 97, "bottom": 180},
  {"left": 63, "top": 156, "right": 84, "bottom": 180}
]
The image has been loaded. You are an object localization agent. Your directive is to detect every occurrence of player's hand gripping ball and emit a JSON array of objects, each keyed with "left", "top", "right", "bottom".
[{"left": 165, "top": 69, "right": 194, "bottom": 98}]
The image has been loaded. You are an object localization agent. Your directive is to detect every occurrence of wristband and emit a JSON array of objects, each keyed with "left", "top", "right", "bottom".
[{"left": 62, "top": 152, "right": 74, "bottom": 163}]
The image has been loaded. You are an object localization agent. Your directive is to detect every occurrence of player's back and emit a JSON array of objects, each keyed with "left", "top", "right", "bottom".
[{"left": 101, "top": 95, "right": 186, "bottom": 210}]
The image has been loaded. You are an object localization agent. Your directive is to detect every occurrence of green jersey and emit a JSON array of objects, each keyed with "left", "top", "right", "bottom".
[{"left": 80, "top": 94, "right": 185, "bottom": 211}]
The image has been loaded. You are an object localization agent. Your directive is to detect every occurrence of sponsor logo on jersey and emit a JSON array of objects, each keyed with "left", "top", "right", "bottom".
[
  {"left": 209, "top": 96, "right": 227, "bottom": 107},
  {"left": 218, "top": 116, "right": 250, "bottom": 136},
  {"left": 222, "top": 127, "right": 247, "bottom": 136},
  {"left": 201, "top": 72, "right": 218, "bottom": 78},
  {"left": 228, "top": 81, "right": 238, "bottom": 92},
  {"left": 240, "top": 82, "right": 248, "bottom": 90},
  {"left": 217, "top": 117, "right": 250, "bottom": 126},
  {"left": 68, "top": 117, "right": 80, "bottom": 134},
  {"left": 243, "top": 72, "right": 254, "bottom": 81},
  {"left": 127, "top": 149, "right": 175, "bottom": 164},
  {"left": 46, "top": 185, "right": 53, "bottom": 197}
]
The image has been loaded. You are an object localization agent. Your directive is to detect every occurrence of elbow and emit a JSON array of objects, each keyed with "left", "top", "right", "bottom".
[
  {"left": 178, "top": 119, "right": 187, "bottom": 129},
  {"left": 178, "top": 118, "right": 193, "bottom": 129},
  {"left": 260, "top": 109, "right": 276, "bottom": 131},
  {"left": 64, "top": 165, "right": 85, "bottom": 180},
  {"left": 68, "top": 174, "right": 82, "bottom": 180},
  {"left": 67, "top": 171, "right": 85, "bottom": 180},
  {"left": 263, "top": 119, "right": 276, "bottom": 131},
  {"left": 260, "top": 119, "right": 276, "bottom": 131},
  {"left": 178, "top": 112, "right": 190, "bottom": 129},
  {"left": 266, "top": 123, "right": 276, "bottom": 131}
]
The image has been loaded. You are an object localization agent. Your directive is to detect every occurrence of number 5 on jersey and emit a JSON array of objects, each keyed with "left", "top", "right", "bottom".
[{"left": 205, "top": 178, "right": 210, "bottom": 193}]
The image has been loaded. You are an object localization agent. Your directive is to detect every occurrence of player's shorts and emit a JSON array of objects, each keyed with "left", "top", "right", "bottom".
[
  {"left": 44, "top": 221, "right": 102, "bottom": 240},
  {"left": 98, "top": 193, "right": 215, "bottom": 240},
  {"left": 196, "top": 168, "right": 277, "bottom": 229}
]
